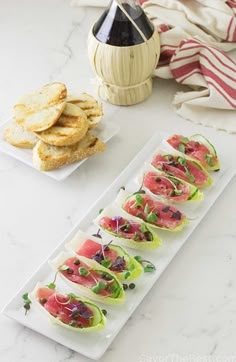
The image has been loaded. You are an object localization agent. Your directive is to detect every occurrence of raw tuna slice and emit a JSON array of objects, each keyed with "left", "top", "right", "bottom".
[
  {"left": 116, "top": 189, "right": 187, "bottom": 232},
  {"left": 166, "top": 134, "right": 220, "bottom": 171},
  {"left": 31, "top": 283, "right": 105, "bottom": 331},
  {"left": 49, "top": 251, "right": 125, "bottom": 305},
  {"left": 143, "top": 169, "right": 203, "bottom": 202},
  {"left": 151, "top": 152, "right": 212, "bottom": 188},
  {"left": 66, "top": 231, "right": 142, "bottom": 281},
  {"left": 94, "top": 205, "right": 161, "bottom": 250}
]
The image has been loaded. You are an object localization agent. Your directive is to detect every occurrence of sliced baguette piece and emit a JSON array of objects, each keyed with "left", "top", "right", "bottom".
[
  {"left": 33, "top": 132, "right": 106, "bottom": 171},
  {"left": 4, "top": 121, "right": 38, "bottom": 149},
  {"left": 67, "top": 92, "right": 103, "bottom": 129},
  {"left": 56, "top": 102, "right": 88, "bottom": 128},
  {"left": 14, "top": 82, "right": 67, "bottom": 132},
  {"left": 34, "top": 103, "right": 89, "bottom": 146},
  {"left": 35, "top": 126, "right": 88, "bottom": 147}
]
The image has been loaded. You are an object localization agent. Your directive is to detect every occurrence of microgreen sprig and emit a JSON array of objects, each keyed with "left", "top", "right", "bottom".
[
  {"left": 134, "top": 256, "right": 156, "bottom": 273},
  {"left": 92, "top": 228, "right": 102, "bottom": 239},
  {"left": 22, "top": 293, "right": 32, "bottom": 315},
  {"left": 204, "top": 153, "right": 214, "bottom": 167},
  {"left": 178, "top": 157, "right": 195, "bottom": 183},
  {"left": 146, "top": 212, "right": 158, "bottom": 223},
  {"left": 47, "top": 271, "right": 59, "bottom": 290},
  {"left": 178, "top": 144, "right": 185, "bottom": 153},
  {"left": 134, "top": 193, "right": 145, "bottom": 208},
  {"left": 78, "top": 267, "right": 90, "bottom": 277},
  {"left": 92, "top": 281, "right": 107, "bottom": 294}
]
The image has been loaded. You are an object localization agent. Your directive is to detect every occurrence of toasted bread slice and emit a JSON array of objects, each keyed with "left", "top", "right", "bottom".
[
  {"left": 35, "top": 127, "right": 88, "bottom": 147},
  {"left": 56, "top": 103, "right": 88, "bottom": 128},
  {"left": 14, "top": 82, "right": 67, "bottom": 132},
  {"left": 33, "top": 132, "right": 106, "bottom": 171},
  {"left": 67, "top": 93, "right": 103, "bottom": 129},
  {"left": 34, "top": 103, "right": 89, "bottom": 146},
  {"left": 4, "top": 122, "right": 38, "bottom": 149}
]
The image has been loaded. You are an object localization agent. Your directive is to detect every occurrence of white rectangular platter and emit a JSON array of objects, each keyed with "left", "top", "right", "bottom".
[
  {"left": 2, "top": 131, "right": 235, "bottom": 360},
  {"left": 0, "top": 119, "right": 120, "bottom": 181}
]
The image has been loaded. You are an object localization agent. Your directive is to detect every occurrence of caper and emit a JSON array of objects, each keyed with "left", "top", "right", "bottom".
[
  {"left": 123, "top": 283, "right": 128, "bottom": 290},
  {"left": 40, "top": 298, "right": 47, "bottom": 304}
]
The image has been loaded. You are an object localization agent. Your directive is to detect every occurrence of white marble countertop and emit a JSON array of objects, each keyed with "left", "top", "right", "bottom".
[{"left": 1, "top": 1, "right": 236, "bottom": 361}]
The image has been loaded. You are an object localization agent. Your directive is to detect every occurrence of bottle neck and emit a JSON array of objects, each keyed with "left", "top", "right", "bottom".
[{"left": 93, "top": 0, "right": 154, "bottom": 46}]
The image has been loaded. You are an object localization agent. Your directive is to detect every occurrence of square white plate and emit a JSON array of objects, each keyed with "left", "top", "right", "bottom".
[
  {"left": 0, "top": 119, "right": 120, "bottom": 181},
  {"left": 2, "top": 131, "right": 235, "bottom": 360}
]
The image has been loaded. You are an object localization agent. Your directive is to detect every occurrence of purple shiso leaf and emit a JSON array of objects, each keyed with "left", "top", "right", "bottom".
[
  {"left": 111, "top": 216, "right": 122, "bottom": 222},
  {"left": 111, "top": 256, "right": 126, "bottom": 271}
]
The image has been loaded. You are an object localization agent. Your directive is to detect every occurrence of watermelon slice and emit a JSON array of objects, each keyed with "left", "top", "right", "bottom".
[
  {"left": 151, "top": 151, "right": 212, "bottom": 188},
  {"left": 94, "top": 205, "right": 161, "bottom": 250},
  {"left": 30, "top": 283, "right": 106, "bottom": 332},
  {"left": 116, "top": 189, "right": 187, "bottom": 232},
  {"left": 166, "top": 134, "right": 220, "bottom": 171},
  {"left": 66, "top": 231, "right": 143, "bottom": 281},
  {"left": 49, "top": 251, "right": 125, "bottom": 305},
  {"left": 142, "top": 169, "right": 203, "bottom": 202}
]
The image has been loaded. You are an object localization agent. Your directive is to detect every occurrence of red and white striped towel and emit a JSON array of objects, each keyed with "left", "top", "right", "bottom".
[
  {"left": 73, "top": 0, "right": 236, "bottom": 132},
  {"left": 143, "top": 0, "right": 236, "bottom": 132}
]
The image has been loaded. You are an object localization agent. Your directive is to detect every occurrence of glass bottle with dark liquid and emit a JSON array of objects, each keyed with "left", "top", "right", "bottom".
[{"left": 93, "top": 0, "right": 154, "bottom": 46}]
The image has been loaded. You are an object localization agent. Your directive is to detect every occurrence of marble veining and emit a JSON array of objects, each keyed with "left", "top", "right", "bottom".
[{"left": 49, "top": 18, "right": 85, "bottom": 81}]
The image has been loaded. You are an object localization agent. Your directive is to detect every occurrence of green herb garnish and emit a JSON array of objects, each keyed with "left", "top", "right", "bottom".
[
  {"left": 101, "top": 258, "right": 112, "bottom": 268},
  {"left": 204, "top": 153, "right": 214, "bottom": 167},
  {"left": 134, "top": 256, "right": 156, "bottom": 273},
  {"left": 47, "top": 282, "right": 56, "bottom": 290},
  {"left": 92, "top": 281, "right": 106, "bottom": 294},
  {"left": 178, "top": 144, "right": 185, "bottom": 153},
  {"left": 140, "top": 223, "right": 148, "bottom": 233},
  {"left": 144, "top": 203, "right": 150, "bottom": 214},
  {"left": 174, "top": 189, "right": 183, "bottom": 195},
  {"left": 60, "top": 265, "right": 69, "bottom": 271},
  {"left": 180, "top": 137, "right": 189, "bottom": 144},
  {"left": 78, "top": 267, "right": 90, "bottom": 277},
  {"left": 60, "top": 265, "right": 73, "bottom": 274},
  {"left": 170, "top": 189, "right": 183, "bottom": 197},
  {"left": 67, "top": 293, "right": 78, "bottom": 299},
  {"left": 185, "top": 170, "right": 196, "bottom": 183},
  {"left": 134, "top": 255, "right": 142, "bottom": 263},
  {"left": 146, "top": 212, "right": 158, "bottom": 223},
  {"left": 124, "top": 271, "right": 131, "bottom": 280},
  {"left": 144, "top": 264, "right": 156, "bottom": 273},
  {"left": 178, "top": 157, "right": 186, "bottom": 166},
  {"left": 22, "top": 293, "right": 32, "bottom": 315},
  {"left": 135, "top": 194, "right": 144, "bottom": 207}
]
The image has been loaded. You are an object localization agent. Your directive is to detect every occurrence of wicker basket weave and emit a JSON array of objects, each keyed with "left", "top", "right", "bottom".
[{"left": 87, "top": 1, "right": 160, "bottom": 105}]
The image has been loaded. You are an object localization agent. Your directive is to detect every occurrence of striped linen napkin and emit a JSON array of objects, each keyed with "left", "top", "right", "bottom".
[{"left": 72, "top": 0, "right": 236, "bottom": 132}]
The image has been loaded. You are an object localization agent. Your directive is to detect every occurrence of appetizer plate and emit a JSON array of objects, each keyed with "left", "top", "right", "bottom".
[
  {"left": 0, "top": 119, "right": 120, "bottom": 181},
  {"left": 2, "top": 131, "right": 235, "bottom": 360}
]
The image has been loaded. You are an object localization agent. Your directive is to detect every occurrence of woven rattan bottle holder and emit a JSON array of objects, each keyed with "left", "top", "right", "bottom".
[{"left": 87, "top": 0, "right": 160, "bottom": 106}]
